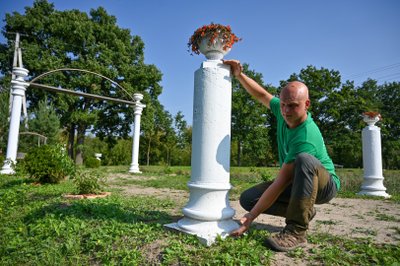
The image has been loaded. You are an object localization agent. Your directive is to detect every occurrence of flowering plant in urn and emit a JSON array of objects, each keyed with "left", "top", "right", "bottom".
[
  {"left": 188, "top": 23, "right": 241, "bottom": 60},
  {"left": 362, "top": 111, "right": 381, "bottom": 126}
]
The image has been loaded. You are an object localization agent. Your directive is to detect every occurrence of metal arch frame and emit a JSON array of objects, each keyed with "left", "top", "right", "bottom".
[
  {"left": 19, "top": 131, "right": 48, "bottom": 145},
  {"left": 29, "top": 68, "right": 136, "bottom": 104}
]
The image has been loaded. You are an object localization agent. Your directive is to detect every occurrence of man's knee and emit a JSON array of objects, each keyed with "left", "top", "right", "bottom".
[
  {"left": 295, "top": 153, "right": 320, "bottom": 173},
  {"left": 239, "top": 190, "right": 253, "bottom": 212},
  {"left": 292, "top": 153, "right": 320, "bottom": 197},
  {"left": 295, "top": 153, "right": 317, "bottom": 166}
]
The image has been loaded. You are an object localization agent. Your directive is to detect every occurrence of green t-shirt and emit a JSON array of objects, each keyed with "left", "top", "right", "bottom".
[{"left": 270, "top": 97, "right": 340, "bottom": 190}]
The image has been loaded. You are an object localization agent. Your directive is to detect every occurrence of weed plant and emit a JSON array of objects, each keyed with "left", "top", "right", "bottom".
[{"left": 73, "top": 171, "right": 107, "bottom": 194}]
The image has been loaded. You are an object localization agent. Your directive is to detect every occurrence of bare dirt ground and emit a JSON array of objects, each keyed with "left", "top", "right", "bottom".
[{"left": 109, "top": 175, "right": 399, "bottom": 265}]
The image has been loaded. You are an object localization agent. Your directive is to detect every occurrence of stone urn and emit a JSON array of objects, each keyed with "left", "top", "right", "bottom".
[
  {"left": 198, "top": 35, "right": 231, "bottom": 60},
  {"left": 362, "top": 112, "right": 381, "bottom": 126}
]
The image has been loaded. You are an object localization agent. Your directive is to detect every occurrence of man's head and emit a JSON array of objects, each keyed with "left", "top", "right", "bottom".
[{"left": 279, "top": 81, "right": 310, "bottom": 128}]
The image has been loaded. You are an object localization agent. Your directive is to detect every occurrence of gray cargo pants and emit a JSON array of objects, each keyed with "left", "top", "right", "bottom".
[{"left": 239, "top": 153, "right": 337, "bottom": 234}]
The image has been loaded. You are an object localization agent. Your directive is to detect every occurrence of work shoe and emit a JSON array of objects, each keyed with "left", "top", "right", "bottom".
[{"left": 264, "top": 229, "right": 307, "bottom": 252}]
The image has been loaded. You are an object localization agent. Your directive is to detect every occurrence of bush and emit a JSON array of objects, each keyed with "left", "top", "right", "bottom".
[
  {"left": 73, "top": 171, "right": 106, "bottom": 194},
  {"left": 85, "top": 157, "right": 101, "bottom": 168},
  {"left": 24, "top": 144, "right": 75, "bottom": 184}
]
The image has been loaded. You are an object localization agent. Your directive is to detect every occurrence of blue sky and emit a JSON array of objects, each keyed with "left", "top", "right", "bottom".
[{"left": 1, "top": 0, "right": 399, "bottom": 125}]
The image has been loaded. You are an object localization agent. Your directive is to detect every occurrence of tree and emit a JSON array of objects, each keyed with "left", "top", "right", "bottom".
[
  {"left": 28, "top": 97, "right": 60, "bottom": 144},
  {"left": 0, "top": 0, "right": 163, "bottom": 164},
  {"left": 172, "top": 112, "right": 192, "bottom": 165},
  {"left": 18, "top": 97, "right": 61, "bottom": 154},
  {"left": 285, "top": 65, "right": 341, "bottom": 135},
  {"left": 140, "top": 101, "right": 175, "bottom": 166},
  {"left": 231, "top": 63, "right": 276, "bottom": 166},
  {"left": 159, "top": 111, "right": 176, "bottom": 166},
  {"left": 108, "top": 139, "right": 132, "bottom": 165},
  {"left": 376, "top": 81, "right": 400, "bottom": 169},
  {"left": 0, "top": 89, "right": 10, "bottom": 155}
]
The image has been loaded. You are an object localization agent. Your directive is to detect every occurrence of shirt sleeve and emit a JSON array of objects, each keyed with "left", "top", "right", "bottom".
[{"left": 270, "top": 97, "right": 281, "bottom": 118}]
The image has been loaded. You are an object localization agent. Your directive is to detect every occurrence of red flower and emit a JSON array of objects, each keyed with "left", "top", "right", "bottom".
[{"left": 188, "top": 23, "right": 241, "bottom": 55}]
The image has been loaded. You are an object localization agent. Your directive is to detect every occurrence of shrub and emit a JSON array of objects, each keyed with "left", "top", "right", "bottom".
[
  {"left": 24, "top": 144, "right": 75, "bottom": 184},
  {"left": 73, "top": 171, "right": 106, "bottom": 194},
  {"left": 85, "top": 157, "right": 101, "bottom": 168},
  {"left": 260, "top": 171, "right": 273, "bottom": 182}
]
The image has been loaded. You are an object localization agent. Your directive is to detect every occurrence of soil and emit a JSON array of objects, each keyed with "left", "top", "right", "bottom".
[
  {"left": 63, "top": 191, "right": 111, "bottom": 200},
  {"left": 108, "top": 175, "right": 399, "bottom": 265}
]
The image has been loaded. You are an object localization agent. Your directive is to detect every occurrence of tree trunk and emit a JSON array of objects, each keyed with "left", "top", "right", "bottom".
[
  {"left": 166, "top": 147, "right": 170, "bottom": 166},
  {"left": 237, "top": 141, "right": 242, "bottom": 167},
  {"left": 146, "top": 138, "right": 151, "bottom": 166},
  {"left": 75, "top": 125, "right": 86, "bottom": 165},
  {"left": 68, "top": 124, "right": 75, "bottom": 159}
]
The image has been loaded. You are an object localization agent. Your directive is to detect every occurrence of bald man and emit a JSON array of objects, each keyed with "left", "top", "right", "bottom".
[{"left": 223, "top": 60, "right": 340, "bottom": 252}]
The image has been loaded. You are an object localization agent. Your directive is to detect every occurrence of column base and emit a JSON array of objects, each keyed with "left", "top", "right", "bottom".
[
  {"left": 0, "top": 164, "right": 15, "bottom": 175},
  {"left": 128, "top": 164, "right": 142, "bottom": 174},
  {"left": 165, "top": 217, "right": 239, "bottom": 246},
  {"left": 357, "top": 190, "right": 390, "bottom": 198},
  {"left": 359, "top": 177, "right": 390, "bottom": 198}
]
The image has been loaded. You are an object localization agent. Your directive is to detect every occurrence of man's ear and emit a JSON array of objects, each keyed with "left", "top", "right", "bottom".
[{"left": 305, "top": 99, "right": 311, "bottom": 110}]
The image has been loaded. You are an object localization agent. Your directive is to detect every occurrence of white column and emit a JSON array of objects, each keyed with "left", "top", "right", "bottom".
[
  {"left": 358, "top": 114, "right": 390, "bottom": 198},
  {"left": 129, "top": 93, "right": 145, "bottom": 174},
  {"left": 94, "top": 153, "right": 102, "bottom": 161},
  {"left": 165, "top": 59, "right": 239, "bottom": 245},
  {"left": 1, "top": 67, "right": 29, "bottom": 174}
]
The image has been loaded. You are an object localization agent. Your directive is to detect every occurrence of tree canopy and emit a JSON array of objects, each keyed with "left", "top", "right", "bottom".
[
  {"left": 1, "top": 1, "right": 399, "bottom": 169},
  {"left": 0, "top": 0, "right": 163, "bottom": 164}
]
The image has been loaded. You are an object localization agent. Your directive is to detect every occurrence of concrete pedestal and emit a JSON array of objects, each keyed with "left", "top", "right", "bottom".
[
  {"left": 165, "top": 60, "right": 239, "bottom": 245},
  {"left": 358, "top": 115, "right": 390, "bottom": 198}
]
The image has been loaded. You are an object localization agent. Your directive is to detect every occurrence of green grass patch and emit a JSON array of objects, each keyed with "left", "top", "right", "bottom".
[
  {"left": 114, "top": 174, "right": 190, "bottom": 191},
  {"left": 307, "top": 233, "right": 400, "bottom": 265},
  {"left": 1, "top": 166, "right": 399, "bottom": 265},
  {"left": 112, "top": 166, "right": 400, "bottom": 200}
]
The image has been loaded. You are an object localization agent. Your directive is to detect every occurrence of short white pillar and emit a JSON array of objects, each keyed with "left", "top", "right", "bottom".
[
  {"left": 94, "top": 153, "right": 102, "bottom": 161},
  {"left": 129, "top": 93, "right": 145, "bottom": 174},
  {"left": 1, "top": 67, "right": 29, "bottom": 175},
  {"left": 358, "top": 113, "right": 390, "bottom": 198},
  {"left": 166, "top": 59, "right": 239, "bottom": 245}
]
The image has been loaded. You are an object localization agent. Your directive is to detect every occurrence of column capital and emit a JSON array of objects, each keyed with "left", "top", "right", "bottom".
[
  {"left": 133, "top": 93, "right": 146, "bottom": 115},
  {"left": 13, "top": 67, "right": 29, "bottom": 79}
]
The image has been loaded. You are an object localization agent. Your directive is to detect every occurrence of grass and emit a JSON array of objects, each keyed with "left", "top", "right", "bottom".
[
  {"left": 112, "top": 165, "right": 400, "bottom": 201},
  {"left": 1, "top": 166, "right": 399, "bottom": 265},
  {"left": 306, "top": 233, "right": 399, "bottom": 265},
  {"left": 0, "top": 175, "right": 273, "bottom": 265}
]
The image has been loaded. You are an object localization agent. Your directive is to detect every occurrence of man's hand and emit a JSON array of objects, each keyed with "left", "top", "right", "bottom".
[
  {"left": 230, "top": 212, "right": 255, "bottom": 237},
  {"left": 222, "top": 59, "right": 243, "bottom": 77}
]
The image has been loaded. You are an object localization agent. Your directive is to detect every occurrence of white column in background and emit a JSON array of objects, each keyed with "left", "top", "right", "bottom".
[
  {"left": 129, "top": 93, "right": 145, "bottom": 174},
  {"left": 358, "top": 114, "right": 390, "bottom": 198},
  {"left": 1, "top": 67, "right": 29, "bottom": 175}
]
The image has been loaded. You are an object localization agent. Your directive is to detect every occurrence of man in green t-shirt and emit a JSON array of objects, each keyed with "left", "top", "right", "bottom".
[{"left": 223, "top": 59, "right": 340, "bottom": 252}]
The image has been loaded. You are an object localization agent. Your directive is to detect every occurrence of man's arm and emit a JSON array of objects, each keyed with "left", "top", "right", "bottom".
[
  {"left": 223, "top": 59, "right": 274, "bottom": 109},
  {"left": 230, "top": 163, "right": 295, "bottom": 236}
]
